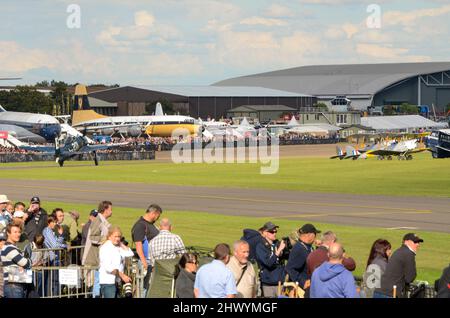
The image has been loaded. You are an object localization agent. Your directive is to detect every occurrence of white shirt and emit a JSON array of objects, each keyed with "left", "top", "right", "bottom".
[{"left": 99, "top": 240, "right": 134, "bottom": 284}]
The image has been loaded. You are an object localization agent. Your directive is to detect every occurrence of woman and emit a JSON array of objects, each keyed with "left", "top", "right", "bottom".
[
  {"left": 99, "top": 226, "right": 133, "bottom": 298},
  {"left": 362, "top": 239, "right": 392, "bottom": 298},
  {"left": 175, "top": 253, "right": 198, "bottom": 298},
  {"left": 0, "top": 223, "right": 32, "bottom": 298}
]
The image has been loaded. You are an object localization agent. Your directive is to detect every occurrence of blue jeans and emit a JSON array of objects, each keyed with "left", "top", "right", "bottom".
[
  {"left": 373, "top": 291, "right": 393, "bottom": 298},
  {"left": 4, "top": 283, "right": 26, "bottom": 298},
  {"left": 100, "top": 284, "right": 117, "bottom": 298},
  {"left": 93, "top": 270, "right": 100, "bottom": 297}
]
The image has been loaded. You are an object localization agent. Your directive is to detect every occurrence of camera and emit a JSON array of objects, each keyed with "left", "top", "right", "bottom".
[
  {"left": 122, "top": 282, "right": 133, "bottom": 298},
  {"left": 277, "top": 237, "right": 294, "bottom": 261}
]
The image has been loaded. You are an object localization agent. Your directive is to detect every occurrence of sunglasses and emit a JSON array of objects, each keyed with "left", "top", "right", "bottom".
[{"left": 268, "top": 230, "right": 277, "bottom": 234}]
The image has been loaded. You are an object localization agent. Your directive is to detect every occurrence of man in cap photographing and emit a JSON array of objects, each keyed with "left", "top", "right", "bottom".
[
  {"left": 374, "top": 233, "right": 423, "bottom": 298},
  {"left": 24, "top": 196, "right": 48, "bottom": 243},
  {"left": 255, "top": 221, "right": 287, "bottom": 298},
  {"left": 286, "top": 223, "right": 321, "bottom": 295}
]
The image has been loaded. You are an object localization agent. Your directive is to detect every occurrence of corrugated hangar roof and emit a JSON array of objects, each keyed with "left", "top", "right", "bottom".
[
  {"left": 361, "top": 115, "right": 448, "bottom": 131},
  {"left": 213, "top": 62, "right": 450, "bottom": 96},
  {"left": 134, "top": 85, "right": 311, "bottom": 97},
  {"left": 228, "top": 105, "right": 297, "bottom": 112}
]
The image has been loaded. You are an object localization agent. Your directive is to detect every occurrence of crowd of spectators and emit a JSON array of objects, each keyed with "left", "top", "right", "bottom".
[{"left": 0, "top": 194, "right": 449, "bottom": 299}]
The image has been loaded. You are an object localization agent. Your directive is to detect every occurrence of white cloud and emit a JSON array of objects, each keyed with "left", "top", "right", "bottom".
[
  {"left": 356, "top": 43, "right": 431, "bottom": 62},
  {"left": 240, "top": 17, "right": 287, "bottom": 27},
  {"left": 0, "top": 41, "right": 52, "bottom": 74},
  {"left": 383, "top": 4, "right": 450, "bottom": 28},
  {"left": 264, "top": 4, "right": 294, "bottom": 18},
  {"left": 96, "top": 10, "right": 181, "bottom": 50}
]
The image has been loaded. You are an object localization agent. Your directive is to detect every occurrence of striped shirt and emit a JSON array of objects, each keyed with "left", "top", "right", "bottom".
[
  {"left": 1, "top": 242, "right": 31, "bottom": 283},
  {"left": 148, "top": 230, "right": 186, "bottom": 266}
]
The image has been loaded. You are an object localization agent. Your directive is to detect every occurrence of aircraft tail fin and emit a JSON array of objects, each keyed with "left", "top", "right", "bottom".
[
  {"left": 72, "top": 84, "right": 106, "bottom": 126},
  {"left": 0, "top": 105, "right": 6, "bottom": 112},
  {"left": 154, "top": 102, "right": 164, "bottom": 116},
  {"left": 345, "top": 145, "right": 360, "bottom": 159}
]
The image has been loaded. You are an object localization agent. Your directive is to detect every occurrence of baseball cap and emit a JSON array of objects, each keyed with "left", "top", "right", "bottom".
[
  {"left": 259, "top": 221, "right": 279, "bottom": 232},
  {"left": 69, "top": 211, "right": 80, "bottom": 220},
  {"left": 403, "top": 233, "right": 424, "bottom": 243},
  {"left": 0, "top": 194, "right": 9, "bottom": 204},
  {"left": 13, "top": 210, "right": 25, "bottom": 218},
  {"left": 298, "top": 223, "right": 321, "bottom": 234},
  {"left": 89, "top": 209, "right": 98, "bottom": 217},
  {"left": 30, "top": 196, "right": 40, "bottom": 204}
]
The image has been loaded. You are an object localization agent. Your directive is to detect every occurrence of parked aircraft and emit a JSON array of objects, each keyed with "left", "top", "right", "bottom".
[
  {"left": 71, "top": 84, "right": 200, "bottom": 137},
  {"left": 0, "top": 105, "right": 61, "bottom": 142},
  {"left": 340, "top": 139, "right": 428, "bottom": 160}
]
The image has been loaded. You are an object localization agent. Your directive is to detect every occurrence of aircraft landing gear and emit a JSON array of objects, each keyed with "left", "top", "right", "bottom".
[
  {"left": 58, "top": 159, "right": 64, "bottom": 167},
  {"left": 406, "top": 154, "right": 413, "bottom": 160},
  {"left": 94, "top": 152, "right": 99, "bottom": 166}
]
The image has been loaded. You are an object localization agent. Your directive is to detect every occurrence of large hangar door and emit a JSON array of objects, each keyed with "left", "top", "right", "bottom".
[{"left": 436, "top": 88, "right": 450, "bottom": 111}]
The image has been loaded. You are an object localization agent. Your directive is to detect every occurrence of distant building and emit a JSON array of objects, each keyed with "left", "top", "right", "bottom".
[
  {"left": 227, "top": 105, "right": 297, "bottom": 122},
  {"left": 214, "top": 62, "right": 450, "bottom": 113},
  {"left": 89, "top": 86, "right": 315, "bottom": 119}
]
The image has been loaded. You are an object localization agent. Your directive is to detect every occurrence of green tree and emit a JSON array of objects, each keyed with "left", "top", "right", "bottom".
[
  {"left": 0, "top": 86, "right": 53, "bottom": 113},
  {"left": 50, "top": 81, "right": 70, "bottom": 115},
  {"left": 399, "top": 103, "right": 418, "bottom": 115}
]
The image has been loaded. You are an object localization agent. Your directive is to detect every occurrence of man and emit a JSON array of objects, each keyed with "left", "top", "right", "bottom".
[
  {"left": 52, "top": 208, "right": 70, "bottom": 244},
  {"left": 310, "top": 243, "right": 359, "bottom": 298},
  {"left": 241, "top": 228, "right": 264, "bottom": 263},
  {"left": 12, "top": 211, "right": 31, "bottom": 254},
  {"left": 0, "top": 223, "right": 32, "bottom": 298},
  {"left": 227, "top": 240, "right": 256, "bottom": 298},
  {"left": 0, "top": 195, "right": 12, "bottom": 231},
  {"left": 131, "top": 204, "right": 162, "bottom": 295},
  {"left": 81, "top": 210, "right": 97, "bottom": 246},
  {"left": 375, "top": 233, "right": 423, "bottom": 298},
  {"left": 286, "top": 224, "right": 321, "bottom": 293},
  {"left": 82, "top": 201, "right": 113, "bottom": 298},
  {"left": 307, "top": 231, "right": 356, "bottom": 276},
  {"left": 24, "top": 196, "right": 48, "bottom": 243},
  {"left": 255, "top": 222, "right": 286, "bottom": 298},
  {"left": 194, "top": 243, "right": 237, "bottom": 298},
  {"left": 63, "top": 210, "right": 81, "bottom": 246},
  {"left": 436, "top": 264, "right": 450, "bottom": 298},
  {"left": 148, "top": 218, "right": 186, "bottom": 266},
  {"left": 0, "top": 230, "right": 6, "bottom": 298}
]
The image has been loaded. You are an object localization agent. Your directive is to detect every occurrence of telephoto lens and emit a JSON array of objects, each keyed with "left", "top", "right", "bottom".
[{"left": 122, "top": 282, "right": 133, "bottom": 298}]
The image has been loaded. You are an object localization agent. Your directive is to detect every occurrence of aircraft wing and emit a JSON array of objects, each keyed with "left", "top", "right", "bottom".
[
  {"left": 76, "top": 123, "right": 143, "bottom": 131},
  {"left": 366, "top": 149, "right": 403, "bottom": 156},
  {"left": 76, "top": 142, "right": 130, "bottom": 153}
]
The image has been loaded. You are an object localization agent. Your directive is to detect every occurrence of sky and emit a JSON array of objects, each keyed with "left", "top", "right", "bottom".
[{"left": 1, "top": 0, "right": 449, "bottom": 86}]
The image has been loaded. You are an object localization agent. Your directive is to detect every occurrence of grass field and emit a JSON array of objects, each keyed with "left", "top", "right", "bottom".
[
  {"left": 2, "top": 152, "right": 450, "bottom": 197},
  {"left": 25, "top": 200, "right": 450, "bottom": 284}
]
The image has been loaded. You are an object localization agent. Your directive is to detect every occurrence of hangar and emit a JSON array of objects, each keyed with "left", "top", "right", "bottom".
[
  {"left": 89, "top": 85, "right": 315, "bottom": 119},
  {"left": 213, "top": 62, "right": 450, "bottom": 113}
]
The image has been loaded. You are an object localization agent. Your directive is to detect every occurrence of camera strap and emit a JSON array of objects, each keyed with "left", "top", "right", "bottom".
[{"left": 236, "top": 264, "right": 248, "bottom": 287}]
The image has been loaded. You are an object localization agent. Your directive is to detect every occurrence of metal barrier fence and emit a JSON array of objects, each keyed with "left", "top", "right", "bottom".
[
  {"left": 25, "top": 246, "right": 439, "bottom": 298},
  {"left": 0, "top": 150, "right": 155, "bottom": 163}
]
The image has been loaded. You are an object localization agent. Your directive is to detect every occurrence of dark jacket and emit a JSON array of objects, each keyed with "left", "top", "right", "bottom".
[
  {"left": 24, "top": 208, "right": 48, "bottom": 243},
  {"left": 377, "top": 244, "right": 417, "bottom": 298},
  {"left": 255, "top": 239, "right": 285, "bottom": 286},
  {"left": 286, "top": 241, "right": 313, "bottom": 287},
  {"left": 307, "top": 246, "right": 356, "bottom": 276},
  {"left": 176, "top": 269, "right": 196, "bottom": 298},
  {"left": 436, "top": 265, "right": 450, "bottom": 298},
  {"left": 241, "top": 229, "right": 264, "bottom": 262}
]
